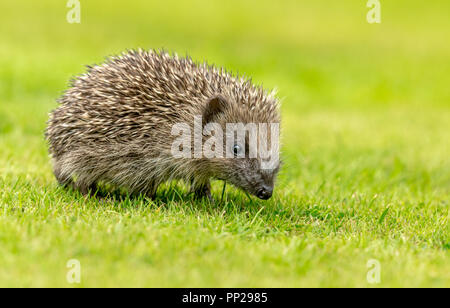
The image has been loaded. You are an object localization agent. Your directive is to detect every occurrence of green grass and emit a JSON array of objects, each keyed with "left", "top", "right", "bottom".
[{"left": 0, "top": 0, "right": 448, "bottom": 287}]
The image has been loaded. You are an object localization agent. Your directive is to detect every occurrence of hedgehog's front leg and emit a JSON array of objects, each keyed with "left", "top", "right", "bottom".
[
  {"left": 193, "top": 181, "right": 214, "bottom": 203},
  {"left": 130, "top": 180, "right": 158, "bottom": 200},
  {"left": 143, "top": 182, "right": 158, "bottom": 200},
  {"left": 76, "top": 182, "right": 99, "bottom": 196}
]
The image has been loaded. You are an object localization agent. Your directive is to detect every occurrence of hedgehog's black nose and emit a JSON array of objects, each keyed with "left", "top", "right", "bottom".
[{"left": 256, "top": 185, "right": 273, "bottom": 200}]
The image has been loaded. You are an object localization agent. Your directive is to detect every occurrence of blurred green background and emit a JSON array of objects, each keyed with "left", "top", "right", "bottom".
[{"left": 0, "top": 0, "right": 448, "bottom": 287}]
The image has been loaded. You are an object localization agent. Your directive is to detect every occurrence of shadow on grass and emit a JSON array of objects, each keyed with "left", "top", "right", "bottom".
[
  {"left": 3, "top": 175, "right": 307, "bottom": 232},
  {"left": 57, "top": 180, "right": 257, "bottom": 210},
  {"left": 3, "top": 176, "right": 352, "bottom": 238}
]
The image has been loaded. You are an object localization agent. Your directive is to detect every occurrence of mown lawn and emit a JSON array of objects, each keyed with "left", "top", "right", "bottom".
[{"left": 0, "top": 0, "right": 448, "bottom": 287}]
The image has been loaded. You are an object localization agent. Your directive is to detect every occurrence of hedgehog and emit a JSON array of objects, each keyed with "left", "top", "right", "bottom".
[{"left": 45, "top": 49, "right": 280, "bottom": 201}]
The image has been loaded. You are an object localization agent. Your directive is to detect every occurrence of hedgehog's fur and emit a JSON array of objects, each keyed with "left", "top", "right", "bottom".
[{"left": 46, "top": 49, "right": 280, "bottom": 200}]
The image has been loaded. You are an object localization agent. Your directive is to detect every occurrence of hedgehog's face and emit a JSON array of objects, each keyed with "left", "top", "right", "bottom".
[
  {"left": 221, "top": 152, "right": 280, "bottom": 200},
  {"left": 203, "top": 95, "right": 280, "bottom": 200}
]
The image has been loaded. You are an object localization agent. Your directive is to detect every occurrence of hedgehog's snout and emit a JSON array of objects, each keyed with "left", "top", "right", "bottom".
[{"left": 256, "top": 184, "right": 273, "bottom": 200}]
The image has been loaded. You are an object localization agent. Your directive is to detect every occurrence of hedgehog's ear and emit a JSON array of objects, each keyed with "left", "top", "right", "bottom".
[{"left": 203, "top": 95, "right": 228, "bottom": 124}]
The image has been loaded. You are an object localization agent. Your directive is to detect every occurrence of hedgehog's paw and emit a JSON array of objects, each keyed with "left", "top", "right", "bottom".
[
  {"left": 75, "top": 182, "right": 100, "bottom": 197},
  {"left": 193, "top": 181, "right": 215, "bottom": 204}
]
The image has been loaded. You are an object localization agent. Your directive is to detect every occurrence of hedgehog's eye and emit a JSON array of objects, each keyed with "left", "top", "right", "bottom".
[{"left": 232, "top": 144, "right": 242, "bottom": 157}]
